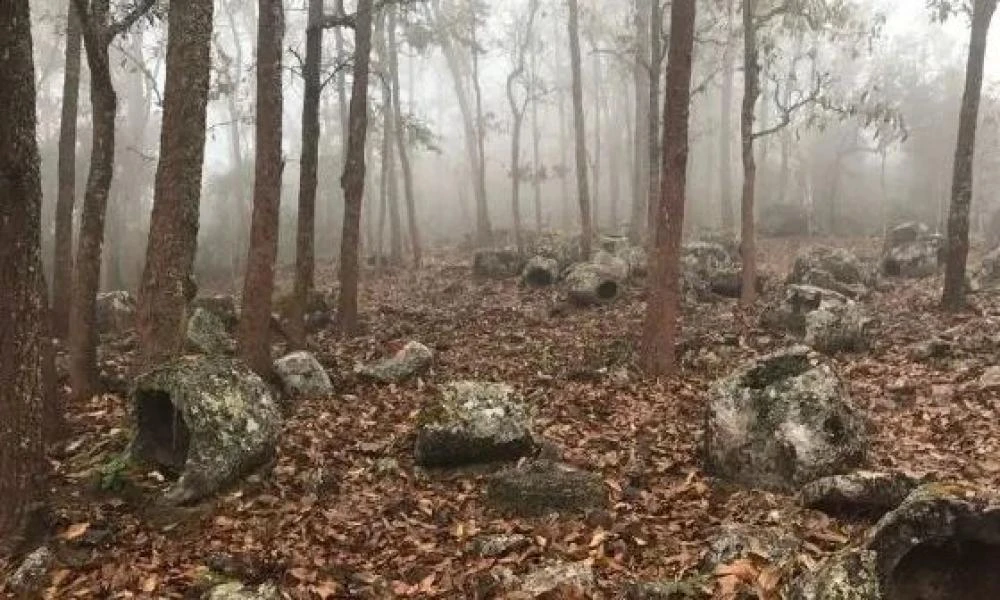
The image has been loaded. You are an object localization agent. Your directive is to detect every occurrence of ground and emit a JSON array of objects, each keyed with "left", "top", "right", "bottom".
[{"left": 3, "top": 236, "right": 999, "bottom": 599}]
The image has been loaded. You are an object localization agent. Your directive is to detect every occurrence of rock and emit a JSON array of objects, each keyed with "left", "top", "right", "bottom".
[
  {"left": 600, "top": 234, "right": 632, "bottom": 255},
  {"left": 593, "top": 250, "right": 631, "bottom": 280},
  {"left": 186, "top": 307, "right": 235, "bottom": 355},
  {"left": 130, "top": 356, "right": 282, "bottom": 504},
  {"left": 96, "top": 290, "right": 136, "bottom": 334},
  {"left": 470, "top": 533, "right": 531, "bottom": 558},
  {"left": 273, "top": 351, "right": 333, "bottom": 401},
  {"left": 521, "top": 255, "right": 561, "bottom": 287},
  {"left": 789, "top": 484, "right": 1000, "bottom": 599},
  {"left": 205, "top": 582, "right": 281, "bottom": 600},
  {"left": 703, "top": 523, "right": 802, "bottom": 571},
  {"left": 519, "top": 561, "right": 595, "bottom": 597},
  {"left": 357, "top": 341, "right": 434, "bottom": 383},
  {"left": 680, "top": 241, "right": 758, "bottom": 301},
  {"left": 564, "top": 261, "right": 625, "bottom": 305},
  {"left": 798, "top": 470, "right": 918, "bottom": 518},
  {"left": 761, "top": 285, "right": 872, "bottom": 354},
  {"left": 473, "top": 248, "right": 524, "bottom": 279},
  {"left": 7, "top": 546, "right": 53, "bottom": 595},
  {"left": 619, "top": 245, "right": 648, "bottom": 278},
  {"left": 627, "top": 580, "right": 703, "bottom": 599},
  {"left": 978, "top": 366, "right": 1000, "bottom": 390},
  {"left": 970, "top": 246, "right": 1000, "bottom": 292},
  {"left": 760, "top": 203, "right": 810, "bottom": 237},
  {"left": 485, "top": 459, "right": 607, "bottom": 517},
  {"left": 881, "top": 222, "right": 943, "bottom": 278},
  {"left": 191, "top": 294, "right": 238, "bottom": 329},
  {"left": 787, "top": 246, "right": 872, "bottom": 298},
  {"left": 905, "top": 336, "right": 954, "bottom": 361},
  {"left": 704, "top": 345, "right": 868, "bottom": 492},
  {"left": 414, "top": 381, "right": 533, "bottom": 467}
]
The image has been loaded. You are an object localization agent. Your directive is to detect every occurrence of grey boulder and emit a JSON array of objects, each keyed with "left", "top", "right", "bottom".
[
  {"left": 798, "top": 470, "right": 918, "bottom": 518},
  {"left": 881, "top": 222, "right": 943, "bottom": 278},
  {"left": 564, "top": 261, "right": 625, "bottom": 305},
  {"left": 186, "top": 307, "right": 235, "bottom": 354},
  {"left": 485, "top": 459, "right": 606, "bottom": 517},
  {"left": 521, "top": 255, "right": 561, "bottom": 287},
  {"left": 473, "top": 248, "right": 524, "bottom": 279},
  {"left": 761, "top": 284, "right": 873, "bottom": 354},
  {"left": 787, "top": 245, "right": 872, "bottom": 298},
  {"left": 273, "top": 351, "right": 333, "bottom": 401},
  {"left": 356, "top": 340, "right": 434, "bottom": 383},
  {"left": 96, "top": 290, "right": 136, "bottom": 334}
]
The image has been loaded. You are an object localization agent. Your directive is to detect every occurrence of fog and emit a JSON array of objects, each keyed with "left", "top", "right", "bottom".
[{"left": 27, "top": 0, "right": 1000, "bottom": 290}]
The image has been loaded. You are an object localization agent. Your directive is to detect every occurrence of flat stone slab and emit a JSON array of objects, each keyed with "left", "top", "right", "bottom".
[{"left": 485, "top": 459, "right": 607, "bottom": 517}]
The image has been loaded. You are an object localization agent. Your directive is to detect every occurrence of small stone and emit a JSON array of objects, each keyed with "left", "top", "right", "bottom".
[
  {"left": 485, "top": 459, "right": 607, "bottom": 517},
  {"left": 273, "top": 351, "right": 333, "bottom": 401},
  {"left": 357, "top": 341, "right": 434, "bottom": 384},
  {"left": 205, "top": 582, "right": 281, "bottom": 600},
  {"left": 470, "top": 533, "right": 531, "bottom": 558},
  {"left": 627, "top": 579, "right": 703, "bottom": 599},
  {"left": 703, "top": 524, "right": 801, "bottom": 571},
  {"left": 799, "top": 470, "right": 918, "bottom": 518},
  {"left": 371, "top": 457, "right": 399, "bottom": 476},
  {"left": 7, "top": 546, "right": 53, "bottom": 595},
  {"left": 519, "top": 561, "right": 595, "bottom": 597},
  {"left": 977, "top": 366, "right": 1000, "bottom": 390}
]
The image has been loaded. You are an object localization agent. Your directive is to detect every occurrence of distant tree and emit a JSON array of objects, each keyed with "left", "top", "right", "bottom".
[
  {"left": 69, "top": 0, "right": 156, "bottom": 401},
  {"left": 53, "top": 0, "right": 83, "bottom": 339},
  {"left": 567, "top": 0, "right": 593, "bottom": 259},
  {"left": 942, "top": 0, "right": 998, "bottom": 310},
  {"left": 136, "top": 0, "right": 214, "bottom": 365},
  {"left": 239, "top": 0, "right": 284, "bottom": 375},
  {"left": 643, "top": 0, "right": 696, "bottom": 376},
  {"left": 719, "top": 0, "right": 736, "bottom": 235},
  {"left": 338, "top": 0, "right": 375, "bottom": 333},
  {"left": 506, "top": 0, "right": 541, "bottom": 254},
  {"left": 0, "top": 0, "right": 48, "bottom": 546},
  {"left": 628, "top": 0, "right": 650, "bottom": 244}
]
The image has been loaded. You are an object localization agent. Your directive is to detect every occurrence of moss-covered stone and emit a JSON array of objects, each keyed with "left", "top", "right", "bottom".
[
  {"left": 357, "top": 341, "right": 434, "bottom": 384},
  {"left": 273, "top": 350, "right": 333, "bottom": 403},
  {"left": 521, "top": 255, "right": 561, "bottom": 287},
  {"left": 761, "top": 285, "right": 873, "bottom": 354},
  {"left": 485, "top": 459, "right": 606, "bottom": 517},
  {"left": 186, "top": 307, "right": 235, "bottom": 355},
  {"left": 565, "top": 261, "right": 624, "bottom": 305}
]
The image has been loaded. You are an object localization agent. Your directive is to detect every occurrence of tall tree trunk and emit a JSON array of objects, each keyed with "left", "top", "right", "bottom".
[
  {"left": 942, "top": 0, "right": 998, "bottom": 310},
  {"left": 469, "top": 4, "right": 490, "bottom": 246},
  {"left": 643, "top": 0, "right": 696, "bottom": 377},
  {"left": 609, "top": 95, "right": 622, "bottom": 231},
  {"left": 739, "top": 0, "right": 760, "bottom": 306},
  {"left": 646, "top": 0, "right": 663, "bottom": 240},
  {"left": 629, "top": 0, "right": 650, "bottom": 243},
  {"left": 224, "top": 1, "right": 248, "bottom": 285},
  {"left": 136, "top": 0, "right": 213, "bottom": 365},
  {"left": 338, "top": 0, "right": 374, "bottom": 333},
  {"left": 530, "top": 33, "right": 543, "bottom": 232},
  {"left": 0, "top": 0, "right": 48, "bottom": 548},
  {"left": 289, "top": 0, "right": 324, "bottom": 348},
  {"left": 239, "top": 0, "right": 284, "bottom": 375},
  {"left": 591, "top": 45, "right": 602, "bottom": 232},
  {"left": 388, "top": 6, "right": 421, "bottom": 267},
  {"left": 53, "top": 0, "right": 83, "bottom": 339},
  {"left": 719, "top": 0, "right": 735, "bottom": 234},
  {"left": 567, "top": 0, "right": 592, "bottom": 259}
]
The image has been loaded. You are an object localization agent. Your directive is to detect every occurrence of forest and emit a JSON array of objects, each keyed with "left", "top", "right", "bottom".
[{"left": 2, "top": 0, "right": 1000, "bottom": 597}]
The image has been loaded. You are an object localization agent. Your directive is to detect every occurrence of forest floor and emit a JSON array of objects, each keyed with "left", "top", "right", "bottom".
[{"left": 4, "top": 236, "right": 1000, "bottom": 599}]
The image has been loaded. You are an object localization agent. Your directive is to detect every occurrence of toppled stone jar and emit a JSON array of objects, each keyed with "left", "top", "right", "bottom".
[{"left": 130, "top": 356, "right": 282, "bottom": 504}]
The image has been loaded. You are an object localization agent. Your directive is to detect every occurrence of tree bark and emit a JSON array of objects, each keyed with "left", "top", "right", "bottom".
[
  {"left": 530, "top": 31, "right": 543, "bottom": 232},
  {"left": 643, "top": 0, "right": 696, "bottom": 377},
  {"left": 719, "top": 0, "right": 735, "bottom": 234},
  {"left": 0, "top": 0, "right": 48, "bottom": 547},
  {"left": 388, "top": 6, "right": 421, "bottom": 268},
  {"left": 239, "top": 0, "right": 284, "bottom": 375},
  {"left": 567, "top": 0, "right": 592, "bottom": 259},
  {"left": 136, "top": 0, "right": 213, "bottom": 365},
  {"left": 739, "top": 0, "right": 760, "bottom": 306},
  {"left": 53, "top": 0, "right": 83, "bottom": 339},
  {"left": 942, "top": 0, "right": 998, "bottom": 310},
  {"left": 629, "top": 0, "right": 650, "bottom": 244},
  {"left": 337, "top": 0, "right": 374, "bottom": 333},
  {"left": 646, "top": 0, "right": 663, "bottom": 242},
  {"left": 591, "top": 44, "right": 602, "bottom": 232},
  {"left": 469, "top": 4, "right": 490, "bottom": 246}
]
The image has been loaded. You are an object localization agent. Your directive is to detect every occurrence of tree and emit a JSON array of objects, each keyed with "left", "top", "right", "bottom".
[
  {"left": 506, "top": 0, "right": 541, "bottom": 254},
  {"left": 567, "top": 0, "right": 593, "bottom": 259},
  {"left": 69, "top": 0, "right": 155, "bottom": 401},
  {"left": 387, "top": 5, "right": 422, "bottom": 267},
  {"left": 942, "top": 0, "right": 998, "bottom": 310},
  {"left": 628, "top": 0, "right": 650, "bottom": 244},
  {"left": 239, "top": 0, "right": 284, "bottom": 375},
  {"left": 136, "top": 0, "right": 214, "bottom": 365},
  {"left": 289, "top": 0, "right": 325, "bottom": 348},
  {"left": 719, "top": 0, "right": 736, "bottom": 235},
  {"left": 0, "top": 0, "right": 48, "bottom": 546},
  {"left": 642, "top": 0, "right": 696, "bottom": 376},
  {"left": 52, "top": 0, "right": 83, "bottom": 339},
  {"left": 338, "top": 0, "right": 374, "bottom": 333},
  {"left": 739, "top": 0, "right": 761, "bottom": 306}
]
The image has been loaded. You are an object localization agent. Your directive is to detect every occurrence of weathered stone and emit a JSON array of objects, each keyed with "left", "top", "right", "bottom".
[
  {"left": 798, "top": 470, "right": 918, "bottom": 518},
  {"left": 470, "top": 533, "right": 531, "bottom": 558},
  {"left": 905, "top": 336, "right": 954, "bottom": 361},
  {"left": 186, "top": 307, "right": 235, "bottom": 355},
  {"left": 704, "top": 346, "right": 868, "bottom": 492},
  {"left": 619, "top": 245, "right": 648, "bottom": 278},
  {"left": 970, "top": 246, "right": 1000, "bottom": 292},
  {"left": 761, "top": 285, "right": 872, "bottom": 354},
  {"left": 415, "top": 381, "right": 533, "bottom": 467},
  {"left": 205, "top": 582, "right": 281, "bottom": 600},
  {"left": 978, "top": 366, "right": 1000, "bottom": 390},
  {"left": 787, "top": 246, "right": 872, "bottom": 298},
  {"left": 96, "top": 290, "right": 136, "bottom": 334},
  {"left": 7, "top": 546, "right": 53, "bottom": 595},
  {"left": 593, "top": 250, "right": 631, "bottom": 280},
  {"left": 600, "top": 234, "right": 632, "bottom": 255},
  {"left": 485, "top": 459, "right": 607, "bottom": 517},
  {"left": 703, "top": 523, "right": 802, "bottom": 571},
  {"left": 564, "top": 261, "right": 625, "bottom": 305},
  {"left": 519, "top": 561, "right": 595, "bottom": 597},
  {"left": 680, "top": 241, "right": 759, "bottom": 301},
  {"left": 357, "top": 341, "right": 434, "bottom": 383},
  {"left": 273, "top": 351, "right": 333, "bottom": 401},
  {"left": 760, "top": 203, "right": 810, "bottom": 237},
  {"left": 789, "top": 484, "right": 1000, "bottom": 599},
  {"left": 626, "top": 580, "right": 703, "bottom": 600},
  {"left": 521, "top": 255, "right": 561, "bottom": 287},
  {"left": 191, "top": 294, "right": 238, "bottom": 329},
  {"left": 881, "top": 223, "right": 943, "bottom": 278},
  {"left": 473, "top": 248, "right": 524, "bottom": 279},
  {"left": 130, "top": 356, "right": 282, "bottom": 504}
]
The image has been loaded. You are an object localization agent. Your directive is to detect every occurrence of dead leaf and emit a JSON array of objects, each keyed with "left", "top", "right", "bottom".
[{"left": 61, "top": 522, "right": 90, "bottom": 540}]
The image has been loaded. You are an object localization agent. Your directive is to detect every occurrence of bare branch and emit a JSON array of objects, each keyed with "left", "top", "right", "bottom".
[{"left": 109, "top": 0, "right": 157, "bottom": 38}]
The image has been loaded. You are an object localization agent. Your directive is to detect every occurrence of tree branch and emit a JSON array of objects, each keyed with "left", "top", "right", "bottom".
[{"left": 109, "top": 0, "right": 157, "bottom": 38}]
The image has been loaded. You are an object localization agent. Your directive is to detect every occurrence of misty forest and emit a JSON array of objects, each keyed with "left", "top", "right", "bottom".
[{"left": 4, "top": 0, "right": 1000, "bottom": 597}]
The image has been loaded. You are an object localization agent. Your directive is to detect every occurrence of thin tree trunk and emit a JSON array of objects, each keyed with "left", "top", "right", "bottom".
[
  {"left": 338, "top": 0, "right": 374, "bottom": 333},
  {"left": 530, "top": 32, "right": 543, "bottom": 232},
  {"left": 643, "top": 0, "right": 696, "bottom": 376},
  {"left": 288, "top": 0, "right": 324, "bottom": 348},
  {"left": 0, "top": 0, "right": 49, "bottom": 547},
  {"left": 239, "top": 0, "right": 284, "bottom": 376},
  {"left": 387, "top": 5, "right": 421, "bottom": 267},
  {"left": 739, "top": 0, "right": 760, "bottom": 306},
  {"left": 469, "top": 4, "right": 490, "bottom": 245},
  {"left": 646, "top": 0, "right": 663, "bottom": 241},
  {"left": 53, "top": 0, "right": 83, "bottom": 338},
  {"left": 942, "top": 0, "right": 997, "bottom": 310},
  {"left": 609, "top": 90, "right": 623, "bottom": 230},
  {"left": 225, "top": 2, "right": 248, "bottom": 285},
  {"left": 719, "top": 0, "right": 735, "bottom": 234},
  {"left": 629, "top": 0, "right": 650, "bottom": 243},
  {"left": 136, "top": 0, "right": 213, "bottom": 365},
  {"left": 568, "top": 0, "right": 592, "bottom": 259},
  {"left": 591, "top": 45, "right": 602, "bottom": 233}
]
